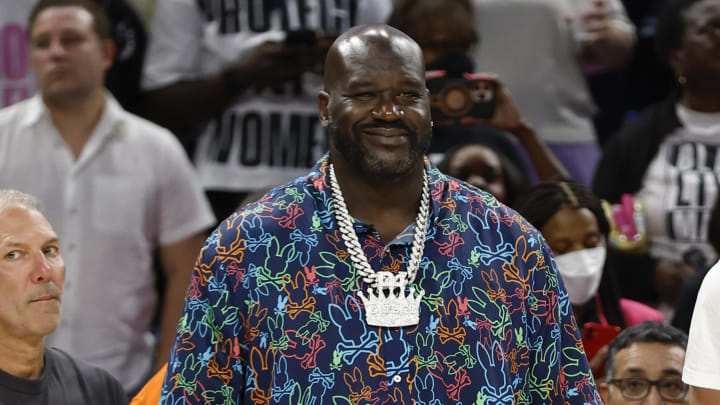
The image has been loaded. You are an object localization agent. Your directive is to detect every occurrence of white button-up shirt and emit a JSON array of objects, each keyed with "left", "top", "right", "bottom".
[{"left": 0, "top": 94, "right": 216, "bottom": 389}]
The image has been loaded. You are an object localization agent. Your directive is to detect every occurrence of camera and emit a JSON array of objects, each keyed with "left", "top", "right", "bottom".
[{"left": 426, "top": 70, "right": 497, "bottom": 123}]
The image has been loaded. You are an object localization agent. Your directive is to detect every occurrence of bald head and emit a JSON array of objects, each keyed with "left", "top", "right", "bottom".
[{"left": 324, "top": 24, "right": 425, "bottom": 91}]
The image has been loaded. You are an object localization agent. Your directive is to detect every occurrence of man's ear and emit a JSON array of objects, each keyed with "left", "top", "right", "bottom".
[
  {"left": 101, "top": 39, "right": 116, "bottom": 72},
  {"left": 318, "top": 91, "right": 330, "bottom": 127},
  {"left": 598, "top": 382, "right": 610, "bottom": 403}
]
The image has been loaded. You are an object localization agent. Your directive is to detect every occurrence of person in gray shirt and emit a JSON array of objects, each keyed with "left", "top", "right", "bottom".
[{"left": 0, "top": 189, "right": 126, "bottom": 405}]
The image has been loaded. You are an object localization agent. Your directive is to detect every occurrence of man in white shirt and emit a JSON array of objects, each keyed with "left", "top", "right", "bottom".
[{"left": 0, "top": 0, "right": 215, "bottom": 392}]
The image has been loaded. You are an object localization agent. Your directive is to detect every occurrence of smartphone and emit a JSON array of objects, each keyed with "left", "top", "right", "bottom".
[
  {"left": 426, "top": 71, "right": 497, "bottom": 123},
  {"left": 582, "top": 322, "right": 621, "bottom": 362}
]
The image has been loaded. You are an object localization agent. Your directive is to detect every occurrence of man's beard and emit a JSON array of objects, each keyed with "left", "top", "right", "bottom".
[{"left": 329, "top": 122, "right": 431, "bottom": 183}]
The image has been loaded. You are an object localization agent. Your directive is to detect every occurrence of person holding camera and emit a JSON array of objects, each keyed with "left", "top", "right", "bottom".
[
  {"left": 470, "top": 0, "right": 635, "bottom": 187},
  {"left": 389, "top": 0, "right": 569, "bottom": 205},
  {"left": 141, "top": 1, "right": 391, "bottom": 222}
]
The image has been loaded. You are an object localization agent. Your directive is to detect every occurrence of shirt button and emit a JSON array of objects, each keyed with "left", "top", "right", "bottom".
[{"left": 393, "top": 375, "right": 402, "bottom": 383}]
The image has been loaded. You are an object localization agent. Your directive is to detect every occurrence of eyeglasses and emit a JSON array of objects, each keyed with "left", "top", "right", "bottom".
[{"left": 608, "top": 377, "right": 688, "bottom": 401}]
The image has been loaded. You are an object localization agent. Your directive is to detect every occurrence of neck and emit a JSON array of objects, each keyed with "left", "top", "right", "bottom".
[
  {"left": 44, "top": 89, "right": 106, "bottom": 159},
  {"left": 0, "top": 335, "right": 46, "bottom": 379},
  {"left": 330, "top": 159, "right": 426, "bottom": 242},
  {"left": 682, "top": 87, "right": 720, "bottom": 113}
]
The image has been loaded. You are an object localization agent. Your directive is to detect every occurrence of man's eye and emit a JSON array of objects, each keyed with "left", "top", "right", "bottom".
[
  {"left": 42, "top": 246, "right": 60, "bottom": 256},
  {"left": 400, "top": 91, "right": 421, "bottom": 98},
  {"left": 5, "top": 251, "right": 20, "bottom": 260},
  {"left": 61, "top": 34, "right": 83, "bottom": 44},
  {"left": 32, "top": 38, "right": 50, "bottom": 49},
  {"left": 352, "top": 93, "right": 375, "bottom": 100}
]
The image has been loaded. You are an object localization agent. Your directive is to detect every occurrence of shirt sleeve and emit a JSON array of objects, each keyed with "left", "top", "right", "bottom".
[
  {"left": 153, "top": 127, "right": 215, "bottom": 245},
  {"left": 141, "top": 0, "right": 205, "bottom": 90},
  {"left": 683, "top": 262, "right": 720, "bottom": 389},
  {"left": 159, "top": 217, "right": 249, "bottom": 403},
  {"left": 526, "top": 231, "right": 602, "bottom": 404}
]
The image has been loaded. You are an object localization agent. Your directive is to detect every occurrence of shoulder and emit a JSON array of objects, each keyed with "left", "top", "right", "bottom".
[
  {"left": 114, "top": 106, "right": 179, "bottom": 147},
  {"left": 111, "top": 104, "right": 190, "bottom": 166},
  {"left": 46, "top": 348, "right": 127, "bottom": 403},
  {"left": 212, "top": 176, "right": 315, "bottom": 241},
  {"left": 437, "top": 168, "right": 541, "bottom": 238},
  {"left": 0, "top": 97, "right": 37, "bottom": 126},
  {"left": 697, "top": 262, "right": 720, "bottom": 303},
  {"left": 612, "top": 99, "right": 679, "bottom": 146}
]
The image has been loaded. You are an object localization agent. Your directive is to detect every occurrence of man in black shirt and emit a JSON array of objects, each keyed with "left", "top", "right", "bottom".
[{"left": 0, "top": 189, "right": 126, "bottom": 405}]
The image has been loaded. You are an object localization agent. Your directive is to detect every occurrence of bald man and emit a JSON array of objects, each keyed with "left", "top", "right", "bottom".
[{"left": 158, "top": 24, "right": 601, "bottom": 404}]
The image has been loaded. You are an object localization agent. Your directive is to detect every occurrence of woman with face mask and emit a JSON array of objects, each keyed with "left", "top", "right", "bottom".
[{"left": 514, "top": 181, "right": 664, "bottom": 371}]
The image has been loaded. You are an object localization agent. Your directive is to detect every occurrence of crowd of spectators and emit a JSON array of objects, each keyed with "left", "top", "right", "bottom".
[{"left": 1, "top": 0, "right": 720, "bottom": 403}]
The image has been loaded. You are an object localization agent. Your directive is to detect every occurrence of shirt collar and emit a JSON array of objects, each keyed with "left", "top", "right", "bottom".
[
  {"left": 17, "top": 94, "right": 48, "bottom": 129},
  {"left": 307, "top": 154, "right": 443, "bottom": 244},
  {"left": 17, "top": 92, "right": 124, "bottom": 140}
]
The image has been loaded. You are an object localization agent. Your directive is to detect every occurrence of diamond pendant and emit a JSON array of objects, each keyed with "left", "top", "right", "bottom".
[{"left": 357, "top": 271, "right": 425, "bottom": 327}]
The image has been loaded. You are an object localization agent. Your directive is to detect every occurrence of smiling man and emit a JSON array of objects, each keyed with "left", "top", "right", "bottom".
[
  {"left": 159, "top": 24, "right": 600, "bottom": 404},
  {"left": 0, "top": 189, "right": 126, "bottom": 404}
]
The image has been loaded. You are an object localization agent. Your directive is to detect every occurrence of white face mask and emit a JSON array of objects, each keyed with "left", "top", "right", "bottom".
[{"left": 554, "top": 246, "right": 606, "bottom": 306}]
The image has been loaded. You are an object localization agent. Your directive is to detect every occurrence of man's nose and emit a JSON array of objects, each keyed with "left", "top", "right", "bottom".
[
  {"left": 643, "top": 385, "right": 664, "bottom": 405},
  {"left": 370, "top": 96, "right": 403, "bottom": 121},
  {"left": 48, "top": 38, "right": 67, "bottom": 57},
  {"left": 31, "top": 253, "right": 55, "bottom": 283}
]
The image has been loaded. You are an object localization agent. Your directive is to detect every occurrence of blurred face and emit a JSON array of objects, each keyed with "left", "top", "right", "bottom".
[
  {"left": 320, "top": 33, "right": 432, "bottom": 183},
  {"left": 414, "top": 19, "right": 476, "bottom": 66},
  {"left": 30, "top": 6, "right": 112, "bottom": 105},
  {"left": 672, "top": 0, "right": 720, "bottom": 89},
  {"left": 601, "top": 343, "right": 687, "bottom": 405},
  {"left": 0, "top": 205, "right": 65, "bottom": 340},
  {"left": 542, "top": 206, "right": 603, "bottom": 255},
  {"left": 444, "top": 144, "right": 507, "bottom": 202}
]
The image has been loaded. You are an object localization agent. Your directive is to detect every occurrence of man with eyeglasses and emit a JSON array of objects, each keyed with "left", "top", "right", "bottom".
[{"left": 599, "top": 321, "right": 689, "bottom": 404}]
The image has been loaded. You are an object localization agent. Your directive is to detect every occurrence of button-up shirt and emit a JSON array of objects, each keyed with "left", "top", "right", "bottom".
[
  {"left": 160, "top": 155, "right": 600, "bottom": 404},
  {"left": 0, "top": 94, "right": 215, "bottom": 389}
]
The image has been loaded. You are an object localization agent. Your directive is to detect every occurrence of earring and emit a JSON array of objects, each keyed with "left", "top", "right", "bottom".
[
  {"left": 430, "top": 120, "right": 434, "bottom": 128},
  {"left": 677, "top": 73, "right": 687, "bottom": 85}
]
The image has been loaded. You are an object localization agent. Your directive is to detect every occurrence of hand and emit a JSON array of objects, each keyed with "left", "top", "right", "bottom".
[
  {"left": 654, "top": 259, "right": 696, "bottom": 304},
  {"left": 226, "top": 40, "right": 318, "bottom": 91},
  {"left": 575, "top": 0, "right": 613, "bottom": 45},
  {"left": 569, "top": 0, "right": 634, "bottom": 68},
  {"left": 459, "top": 81, "right": 527, "bottom": 135}
]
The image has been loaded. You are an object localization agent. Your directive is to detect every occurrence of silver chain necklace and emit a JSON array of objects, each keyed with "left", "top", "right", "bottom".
[{"left": 328, "top": 163, "right": 430, "bottom": 327}]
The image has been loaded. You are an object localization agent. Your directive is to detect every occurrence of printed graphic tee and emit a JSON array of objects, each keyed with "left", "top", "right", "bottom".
[{"left": 636, "top": 103, "right": 720, "bottom": 268}]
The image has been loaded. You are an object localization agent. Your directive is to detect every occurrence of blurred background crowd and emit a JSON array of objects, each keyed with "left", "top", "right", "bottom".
[{"left": 2, "top": 0, "right": 720, "bottom": 401}]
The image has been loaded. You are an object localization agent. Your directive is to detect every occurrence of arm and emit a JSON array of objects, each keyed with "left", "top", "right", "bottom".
[
  {"left": 460, "top": 83, "right": 570, "bottom": 181},
  {"left": 525, "top": 229, "right": 602, "bottom": 403},
  {"left": 145, "top": 43, "right": 318, "bottom": 135},
  {"left": 145, "top": 42, "right": 318, "bottom": 135},
  {"left": 158, "top": 224, "right": 247, "bottom": 404},
  {"left": 577, "top": 0, "right": 636, "bottom": 69},
  {"left": 155, "top": 232, "right": 207, "bottom": 371},
  {"left": 141, "top": 0, "right": 315, "bottom": 136},
  {"left": 689, "top": 386, "right": 720, "bottom": 404}
]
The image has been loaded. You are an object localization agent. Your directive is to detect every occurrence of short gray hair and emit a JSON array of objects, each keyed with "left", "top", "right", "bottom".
[{"left": 0, "top": 189, "right": 41, "bottom": 211}]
